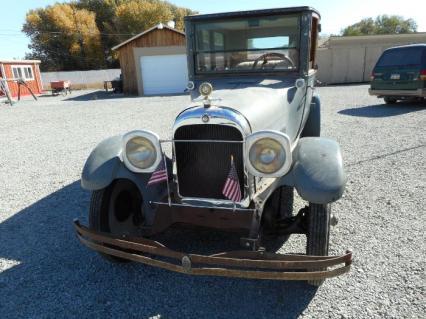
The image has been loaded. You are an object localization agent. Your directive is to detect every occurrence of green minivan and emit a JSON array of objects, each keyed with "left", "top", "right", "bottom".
[{"left": 369, "top": 44, "right": 426, "bottom": 104}]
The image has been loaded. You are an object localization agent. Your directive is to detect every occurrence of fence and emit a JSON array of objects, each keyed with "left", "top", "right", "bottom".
[{"left": 41, "top": 69, "right": 121, "bottom": 90}]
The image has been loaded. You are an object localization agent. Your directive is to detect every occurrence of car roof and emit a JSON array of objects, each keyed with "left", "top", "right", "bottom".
[
  {"left": 185, "top": 6, "right": 320, "bottom": 21},
  {"left": 384, "top": 44, "right": 426, "bottom": 51}
]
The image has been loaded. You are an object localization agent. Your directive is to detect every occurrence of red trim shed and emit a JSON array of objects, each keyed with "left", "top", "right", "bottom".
[{"left": 0, "top": 60, "right": 43, "bottom": 97}]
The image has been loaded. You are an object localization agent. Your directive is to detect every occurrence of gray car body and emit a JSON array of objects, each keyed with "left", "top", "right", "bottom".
[{"left": 81, "top": 6, "right": 346, "bottom": 226}]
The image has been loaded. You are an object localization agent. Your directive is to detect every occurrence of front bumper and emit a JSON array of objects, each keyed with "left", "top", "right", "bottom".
[
  {"left": 369, "top": 88, "right": 426, "bottom": 97},
  {"left": 74, "top": 220, "right": 352, "bottom": 281}
]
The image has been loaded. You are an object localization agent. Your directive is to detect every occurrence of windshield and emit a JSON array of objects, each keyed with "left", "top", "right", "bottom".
[
  {"left": 194, "top": 15, "right": 300, "bottom": 74},
  {"left": 376, "top": 47, "right": 424, "bottom": 67}
]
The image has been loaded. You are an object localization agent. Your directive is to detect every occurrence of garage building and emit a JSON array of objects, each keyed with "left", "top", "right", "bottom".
[{"left": 112, "top": 23, "right": 187, "bottom": 96}]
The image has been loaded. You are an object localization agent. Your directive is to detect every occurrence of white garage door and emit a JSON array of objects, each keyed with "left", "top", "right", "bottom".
[{"left": 140, "top": 54, "right": 188, "bottom": 95}]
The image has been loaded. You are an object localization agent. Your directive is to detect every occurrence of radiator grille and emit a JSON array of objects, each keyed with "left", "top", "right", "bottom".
[{"left": 174, "top": 124, "right": 244, "bottom": 199}]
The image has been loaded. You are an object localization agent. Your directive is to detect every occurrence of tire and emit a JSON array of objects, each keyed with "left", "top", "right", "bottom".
[
  {"left": 384, "top": 97, "right": 397, "bottom": 104},
  {"left": 306, "top": 203, "right": 331, "bottom": 286},
  {"left": 261, "top": 186, "right": 294, "bottom": 251},
  {"left": 89, "top": 179, "right": 144, "bottom": 263}
]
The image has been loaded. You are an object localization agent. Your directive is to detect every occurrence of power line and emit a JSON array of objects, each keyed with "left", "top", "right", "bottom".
[{"left": 0, "top": 29, "right": 137, "bottom": 36}]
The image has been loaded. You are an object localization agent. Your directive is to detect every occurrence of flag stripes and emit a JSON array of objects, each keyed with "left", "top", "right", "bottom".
[
  {"left": 147, "top": 159, "right": 168, "bottom": 186},
  {"left": 222, "top": 157, "right": 242, "bottom": 202}
]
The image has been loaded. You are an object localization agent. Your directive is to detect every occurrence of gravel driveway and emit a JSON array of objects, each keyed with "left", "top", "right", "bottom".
[{"left": 0, "top": 86, "right": 425, "bottom": 318}]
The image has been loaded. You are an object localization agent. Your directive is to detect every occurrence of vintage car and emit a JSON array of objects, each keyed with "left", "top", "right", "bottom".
[{"left": 75, "top": 6, "right": 352, "bottom": 286}]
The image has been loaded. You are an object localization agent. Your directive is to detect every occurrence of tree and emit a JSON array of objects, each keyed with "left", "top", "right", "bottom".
[
  {"left": 113, "top": 1, "right": 173, "bottom": 36},
  {"left": 24, "top": 0, "right": 195, "bottom": 71},
  {"left": 23, "top": 3, "right": 104, "bottom": 71},
  {"left": 169, "top": 5, "right": 194, "bottom": 31},
  {"left": 341, "top": 15, "right": 417, "bottom": 36}
]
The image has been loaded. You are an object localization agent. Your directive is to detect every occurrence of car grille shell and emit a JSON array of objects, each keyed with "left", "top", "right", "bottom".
[{"left": 174, "top": 124, "right": 244, "bottom": 200}]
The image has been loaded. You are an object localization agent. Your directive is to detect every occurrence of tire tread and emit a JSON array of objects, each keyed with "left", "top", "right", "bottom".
[{"left": 306, "top": 203, "right": 330, "bottom": 286}]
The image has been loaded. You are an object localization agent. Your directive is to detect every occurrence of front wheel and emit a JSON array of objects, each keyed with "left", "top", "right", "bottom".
[
  {"left": 260, "top": 186, "right": 294, "bottom": 251},
  {"left": 306, "top": 203, "right": 331, "bottom": 286},
  {"left": 89, "top": 179, "right": 144, "bottom": 262},
  {"left": 384, "top": 96, "right": 397, "bottom": 104}
]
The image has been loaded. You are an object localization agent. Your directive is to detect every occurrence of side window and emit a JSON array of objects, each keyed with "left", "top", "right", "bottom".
[
  {"left": 25, "top": 67, "right": 34, "bottom": 80},
  {"left": 213, "top": 32, "right": 224, "bottom": 50},
  {"left": 12, "top": 67, "right": 21, "bottom": 79},
  {"left": 11, "top": 66, "right": 34, "bottom": 80},
  {"left": 198, "top": 30, "right": 210, "bottom": 51},
  {"left": 310, "top": 17, "right": 319, "bottom": 69}
]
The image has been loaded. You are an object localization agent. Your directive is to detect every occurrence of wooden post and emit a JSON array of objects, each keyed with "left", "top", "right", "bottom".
[
  {"left": 0, "top": 78, "right": 13, "bottom": 105},
  {"left": 18, "top": 80, "right": 21, "bottom": 101},
  {"left": 17, "top": 79, "right": 38, "bottom": 101}
]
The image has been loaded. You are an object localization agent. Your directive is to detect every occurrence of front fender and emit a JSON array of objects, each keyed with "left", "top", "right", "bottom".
[
  {"left": 282, "top": 137, "right": 346, "bottom": 204},
  {"left": 81, "top": 135, "right": 124, "bottom": 191},
  {"left": 81, "top": 135, "right": 164, "bottom": 193},
  {"left": 81, "top": 135, "right": 170, "bottom": 226}
]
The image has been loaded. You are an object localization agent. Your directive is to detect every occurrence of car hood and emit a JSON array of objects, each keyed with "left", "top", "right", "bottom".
[{"left": 179, "top": 78, "right": 304, "bottom": 140}]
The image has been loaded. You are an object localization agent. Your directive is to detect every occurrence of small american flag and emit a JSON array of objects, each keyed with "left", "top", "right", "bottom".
[
  {"left": 147, "top": 159, "right": 168, "bottom": 186},
  {"left": 222, "top": 156, "right": 242, "bottom": 202}
]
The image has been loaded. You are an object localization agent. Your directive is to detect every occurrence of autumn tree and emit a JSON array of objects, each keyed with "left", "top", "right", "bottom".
[
  {"left": 342, "top": 15, "right": 417, "bottom": 36},
  {"left": 23, "top": 1, "right": 195, "bottom": 70},
  {"left": 76, "top": 0, "right": 127, "bottom": 65},
  {"left": 165, "top": 4, "right": 193, "bottom": 31},
  {"left": 113, "top": 1, "right": 173, "bottom": 35},
  {"left": 23, "top": 3, "right": 105, "bottom": 71}
]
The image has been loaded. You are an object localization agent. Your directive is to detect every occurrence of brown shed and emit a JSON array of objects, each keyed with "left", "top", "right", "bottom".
[{"left": 112, "top": 23, "right": 187, "bottom": 95}]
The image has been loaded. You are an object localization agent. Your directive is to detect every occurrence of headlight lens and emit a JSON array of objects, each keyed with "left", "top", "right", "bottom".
[
  {"left": 126, "top": 136, "right": 157, "bottom": 169},
  {"left": 249, "top": 138, "right": 286, "bottom": 174},
  {"left": 122, "top": 130, "right": 161, "bottom": 172},
  {"left": 245, "top": 131, "right": 291, "bottom": 177}
]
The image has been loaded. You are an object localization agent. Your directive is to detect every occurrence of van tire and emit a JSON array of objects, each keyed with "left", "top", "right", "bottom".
[{"left": 384, "top": 97, "right": 397, "bottom": 104}]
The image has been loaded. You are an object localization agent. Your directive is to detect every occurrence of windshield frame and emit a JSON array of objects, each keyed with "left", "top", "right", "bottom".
[{"left": 191, "top": 14, "right": 302, "bottom": 76}]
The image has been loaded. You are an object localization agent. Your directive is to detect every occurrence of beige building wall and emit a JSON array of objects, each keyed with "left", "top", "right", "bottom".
[{"left": 317, "top": 33, "right": 426, "bottom": 84}]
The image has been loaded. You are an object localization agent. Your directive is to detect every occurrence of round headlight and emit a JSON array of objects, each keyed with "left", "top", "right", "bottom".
[
  {"left": 249, "top": 138, "right": 286, "bottom": 174},
  {"left": 125, "top": 136, "right": 157, "bottom": 169},
  {"left": 199, "top": 82, "right": 213, "bottom": 97}
]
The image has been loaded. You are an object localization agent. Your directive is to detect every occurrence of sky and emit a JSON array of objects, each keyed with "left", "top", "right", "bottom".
[{"left": 0, "top": 0, "right": 425, "bottom": 59}]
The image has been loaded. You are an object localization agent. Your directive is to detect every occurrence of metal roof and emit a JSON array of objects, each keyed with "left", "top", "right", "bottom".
[
  {"left": 0, "top": 59, "right": 41, "bottom": 64},
  {"left": 185, "top": 6, "right": 320, "bottom": 21},
  {"left": 329, "top": 32, "right": 426, "bottom": 43},
  {"left": 383, "top": 43, "right": 426, "bottom": 50},
  {"left": 112, "top": 23, "right": 185, "bottom": 51}
]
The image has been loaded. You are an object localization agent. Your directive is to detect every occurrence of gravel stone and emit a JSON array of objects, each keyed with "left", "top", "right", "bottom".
[{"left": 0, "top": 86, "right": 425, "bottom": 318}]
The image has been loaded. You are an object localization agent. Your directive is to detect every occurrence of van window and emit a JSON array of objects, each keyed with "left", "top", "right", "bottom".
[{"left": 376, "top": 47, "right": 423, "bottom": 67}]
